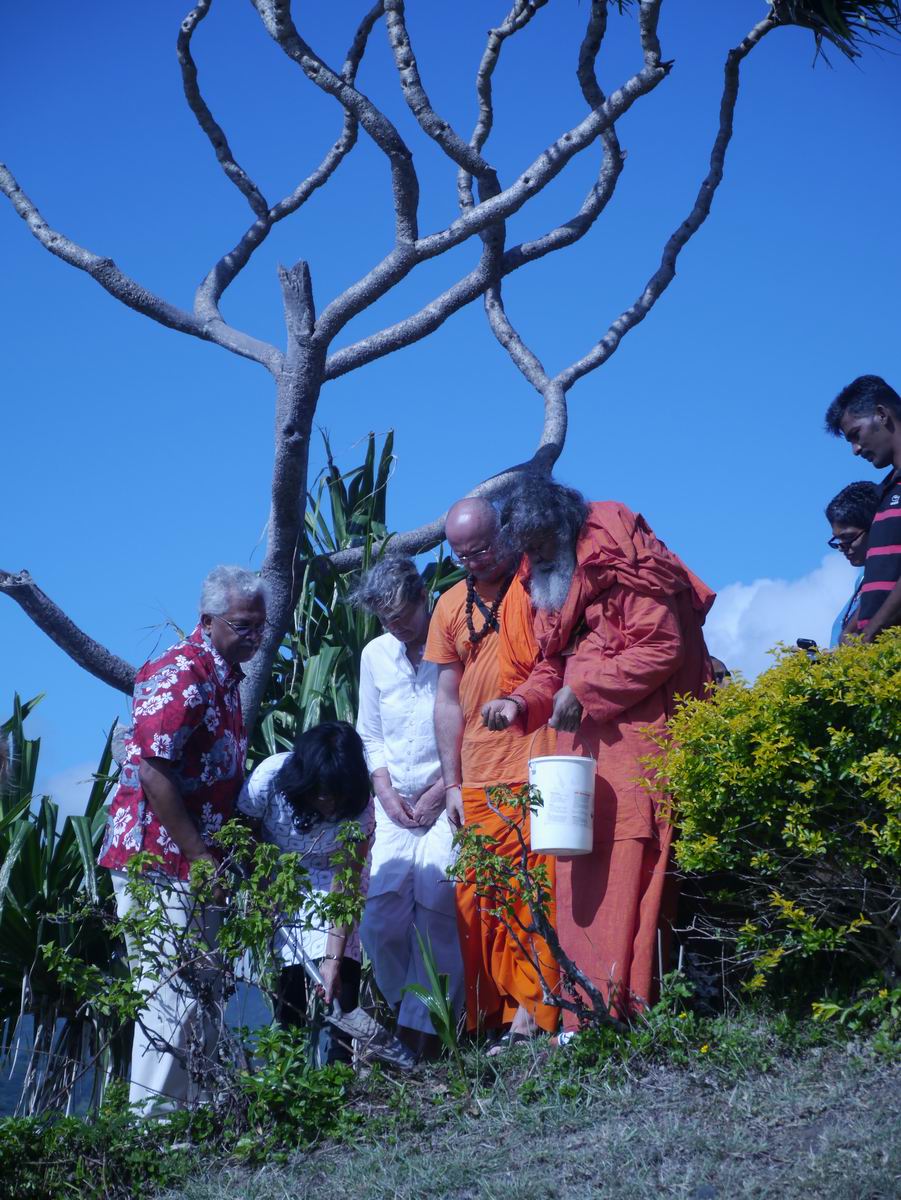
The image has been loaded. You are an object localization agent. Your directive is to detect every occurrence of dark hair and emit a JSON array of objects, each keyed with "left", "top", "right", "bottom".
[
  {"left": 277, "top": 721, "right": 370, "bottom": 826},
  {"left": 351, "top": 555, "right": 424, "bottom": 615},
  {"left": 825, "top": 375, "right": 901, "bottom": 437},
  {"left": 824, "top": 480, "right": 881, "bottom": 529},
  {"left": 500, "top": 475, "right": 589, "bottom": 554}
]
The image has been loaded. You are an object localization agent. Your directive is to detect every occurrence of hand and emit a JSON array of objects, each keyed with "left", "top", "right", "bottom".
[
  {"left": 445, "top": 785, "right": 465, "bottom": 829},
  {"left": 481, "top": 698, "right": 520, "bottom": 731},
  {"left": 549, "top": 685, "right": 583, "bottom": 733},
  {"left": 378, "top": 787, "right": 420, "bottom": 829},
  {"left": 188, "top": 851, "right": 228, "bottom": 906},
  {"left": 412, "top": 779, "right": 446, "bottom": 828},
  {"left": 317, "top": 956, "right": 342, "bottom": 1006}
]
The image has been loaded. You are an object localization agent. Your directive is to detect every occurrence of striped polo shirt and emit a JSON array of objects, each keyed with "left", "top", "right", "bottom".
[{"left": 858, "top": 470, "right": 901, "bottom": 628}]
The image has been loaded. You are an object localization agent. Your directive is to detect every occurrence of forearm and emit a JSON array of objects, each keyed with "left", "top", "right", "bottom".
[
  {"left": 139, "top": 757, "right": 209, "bottom": 861},
  {"left": 325, "top": 843, "right": 368, "bottom": 955},
  {"left": 434, "top": 697, "right": 464, "bottom": 786},
  {"left": 512, "top": 656, "right": 566, "bottom": 731},
  {"left": 862, "top": 578, "right": 901, "bottom": 640},
  {"left": 370, "top": 766, "right": 398, "bottom": 802}
]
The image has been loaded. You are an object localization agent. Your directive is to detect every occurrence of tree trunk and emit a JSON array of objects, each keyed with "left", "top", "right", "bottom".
[{"left": 241, "top": 261, "right": 324, "bottom": 728}]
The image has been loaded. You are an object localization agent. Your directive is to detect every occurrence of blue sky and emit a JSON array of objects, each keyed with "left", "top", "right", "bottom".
[{"left": 2, "top": 2, "right": 899, "bottom": 811}]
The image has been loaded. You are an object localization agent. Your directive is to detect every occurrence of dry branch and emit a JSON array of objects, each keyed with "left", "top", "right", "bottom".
[
  {"left": 0, "top": 569, "right": 136, "bottom": 695},
  {"left": 178, "top": 0, "right": 270, "bottom": 218},
  {"left": 556, "top": 12, "right": 777, "bottom": 391},
  {"left": 194, "top": 1, "right": 385, "bottom": 324},
  {"left": 0, "top": 164, "right": 282, "bottom": 374}
]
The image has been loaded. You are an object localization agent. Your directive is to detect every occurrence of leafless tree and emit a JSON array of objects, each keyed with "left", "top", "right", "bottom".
[{"left": 1, "top": 1, "right": 898, "bottom": 724}]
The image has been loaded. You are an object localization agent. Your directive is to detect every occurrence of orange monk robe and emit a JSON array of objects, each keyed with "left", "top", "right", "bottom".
[
  {"left": 505, "top": 503, "right": 714, "bottom": 1026},
  {"left": 425, "top": 574, "right": 559, "bottom": 1033}
]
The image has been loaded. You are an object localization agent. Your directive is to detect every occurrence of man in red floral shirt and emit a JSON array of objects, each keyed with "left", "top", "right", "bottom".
[{"left": 99, "top": 564, "right": 267, "bottom": 1112}]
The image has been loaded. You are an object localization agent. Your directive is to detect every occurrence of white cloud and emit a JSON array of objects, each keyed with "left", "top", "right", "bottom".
[
  {"left": 705, "top": 553, "right": 858, "bottom": 681},
  {"left": 35, "top": 761, "right": 101, "bottom": 821}
]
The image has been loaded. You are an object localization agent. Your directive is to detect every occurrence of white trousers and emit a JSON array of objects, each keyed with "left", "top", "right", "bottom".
[
  {"left": 360, "top": 809, "right": 464, "bottom": 1035},
  {"left": 111, "top": 871, "right": 224, "bottom": 1114}
]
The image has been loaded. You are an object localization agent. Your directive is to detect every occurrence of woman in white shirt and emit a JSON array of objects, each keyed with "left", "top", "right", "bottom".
[
  {"left": 237, "top": 721, "right": 374, "bottom": 1065},
  {"left": 354, "top": 557, "right": 464, "bottom": 1059}
]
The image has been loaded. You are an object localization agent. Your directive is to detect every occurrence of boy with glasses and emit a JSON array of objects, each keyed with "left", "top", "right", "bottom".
[{"left": 824, "top": 481, "right": 881, "bottom": 645}]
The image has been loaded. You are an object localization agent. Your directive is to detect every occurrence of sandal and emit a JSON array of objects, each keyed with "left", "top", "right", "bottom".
[
  {"left": 486, "top": 1029, "right": 542, "bottom": 1057},
  {"left": 550, "top": 1030, "right": 578, "bottom": 1049}
]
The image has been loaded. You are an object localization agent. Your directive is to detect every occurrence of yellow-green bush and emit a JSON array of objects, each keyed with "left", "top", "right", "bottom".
[{"left": 646, "top": 632, "right": 901, "bottom": 992}]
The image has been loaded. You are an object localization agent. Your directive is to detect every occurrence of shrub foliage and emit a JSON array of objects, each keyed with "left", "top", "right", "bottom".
[{"left": 647, "top": 633, "right": 901, "bottom": 991}]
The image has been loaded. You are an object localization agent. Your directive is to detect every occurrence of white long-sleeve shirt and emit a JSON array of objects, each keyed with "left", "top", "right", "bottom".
[
  {"left": 356, "top": 633, "right": 441, "bottom": 798},
  {"left": 356, "top": 632, "right": 455, "bottom": 907}
]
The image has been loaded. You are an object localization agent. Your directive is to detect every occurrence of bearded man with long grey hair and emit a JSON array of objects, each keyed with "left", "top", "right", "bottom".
[{"left": 484, "top": 476, "right": 715, "bottom": 1034}]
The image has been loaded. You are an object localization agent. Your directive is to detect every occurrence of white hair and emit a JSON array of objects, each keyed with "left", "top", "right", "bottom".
[
  {"left": 529, "top": 547, "right": 577, "bottom": 613},
  {"left": 199, "top": 565, "right": 269, "bottom": 615}
]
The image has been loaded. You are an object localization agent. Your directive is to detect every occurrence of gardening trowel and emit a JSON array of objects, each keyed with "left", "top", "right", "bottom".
[{"left": 301, "top": 951, "right": 416, "bottom": 1072}]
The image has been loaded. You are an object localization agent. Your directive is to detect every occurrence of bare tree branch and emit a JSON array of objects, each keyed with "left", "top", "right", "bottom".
[
  {"left": 321, "top": 256, "right": 492, "bottom": 380},
  {"left": 384, "top": 0, "right": 498, "bottom": 184},
  {"left": 484, "top": 282, "right": 551, "bottom": 394},
  {"left": 315, "top": 2, "right": 666, "bottom": 352},
  {"left": 194, "top": 2, "right": 385, "bottom": 324},
  {"left": 0, "top": 569, "right": 136, "bottom": 695},
  {"left": 319, "top": 0, "right": 645, "bottom": 378},
  {"left": 500, "top": 806, "right": 617, "bottom": 1025},
  {"left": 412, "top": 5, "right": 667, "bottom": 266},
  {"left": 457, "top": 0, "right": 550, "bottom": 212},
  {"left": 251, "top": 0, "right": 420, "bottom": 247},
  {"left": 177, "top": 0, "right": 270, "bottom": 218},
  {"left": 480, "top": 2, "right": 619, "bottom": 433},
  {"left": 0, "top": 164, "right": 283, "bottom": 374},
  {"left": 555, "top": 12, "right": 777, "bottom": 392},
  {"left": 319, "top": 144, "right": 626, "bottom": 382}
]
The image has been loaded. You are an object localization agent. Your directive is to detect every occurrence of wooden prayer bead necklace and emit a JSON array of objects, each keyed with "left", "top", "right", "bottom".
[{"left": 466, "top": 572, "right": 513, "bottom": 644}]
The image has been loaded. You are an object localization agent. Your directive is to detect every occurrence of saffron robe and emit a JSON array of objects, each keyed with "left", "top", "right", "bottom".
[
  {"left": 507, "top": 503, "right": 714, "bottom": 1025},
  {"left": 425, "top": 576, "right": 559, "bottom": 1032}
]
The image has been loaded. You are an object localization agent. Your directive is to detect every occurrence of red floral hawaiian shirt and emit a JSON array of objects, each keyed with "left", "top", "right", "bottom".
[{"left": 98, "top": 625, "right": 247, "bottom": 880}]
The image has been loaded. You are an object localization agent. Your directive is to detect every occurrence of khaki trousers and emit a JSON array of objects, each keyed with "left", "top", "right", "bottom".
[{"left": 111, "top": 870, "right": 224, "bottom": 1114}]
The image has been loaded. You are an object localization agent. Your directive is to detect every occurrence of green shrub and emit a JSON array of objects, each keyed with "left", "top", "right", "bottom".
[
  {"left": 0, "top": 1050, "right": 357, "bottom": 1199},
  {"left": 0, "top": 694, "right": 126, "bottom": 1115},
  {"left": 0, "top": 1084, "right": 193, "bottom": 1199},
  {"left": 646, "top": 633, "right": 901, "bottom": 995}
]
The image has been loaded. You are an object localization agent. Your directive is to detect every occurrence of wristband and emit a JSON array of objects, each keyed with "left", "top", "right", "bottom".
[
  {"left": 321, "top": 953, "right": 342, "bottom": 962},
  {"left": 507, "top": 694, "right": 527, "bottom": 716},
  {"left": 444, "top": 782, "right": 462, "bottom": 791}
]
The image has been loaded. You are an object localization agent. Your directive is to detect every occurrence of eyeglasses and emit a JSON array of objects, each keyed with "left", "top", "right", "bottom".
[
  {"left": 451, "top": 546, "right": 493, "bottom": 565},
  {"left": 827, "top": 531, "right": 864, "bottom": 551},
  {"left": 214, "top": 615, "right": 268, "bottom": 639}
]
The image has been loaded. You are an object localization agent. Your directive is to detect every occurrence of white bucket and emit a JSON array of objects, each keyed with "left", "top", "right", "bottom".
[{"left": 528, "top": 754, "right": 596, "bottom": 856}]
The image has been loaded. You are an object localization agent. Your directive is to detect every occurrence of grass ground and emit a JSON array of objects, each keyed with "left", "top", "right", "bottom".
[{"left": 165, "top": 1026, "right": 900, "bottom": 1200}]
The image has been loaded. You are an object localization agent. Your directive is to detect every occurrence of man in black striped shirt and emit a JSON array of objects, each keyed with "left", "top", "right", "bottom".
[{"left": 826, "top": 375, "right": 901, "bottom": 642}]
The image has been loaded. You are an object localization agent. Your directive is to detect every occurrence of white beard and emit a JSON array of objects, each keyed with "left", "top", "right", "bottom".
[{"left": 529, "top": 549, "right": 576, "bottom": 612}]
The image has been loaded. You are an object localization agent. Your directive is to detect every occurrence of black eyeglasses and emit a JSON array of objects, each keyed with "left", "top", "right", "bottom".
[
  {"left": 214, "top": 615, "right": 268, "bottom": 639},
  {"left": 827, "top": 531, "right": 864, "bottom": 551}
]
